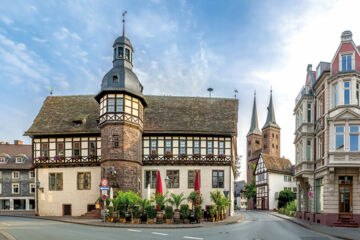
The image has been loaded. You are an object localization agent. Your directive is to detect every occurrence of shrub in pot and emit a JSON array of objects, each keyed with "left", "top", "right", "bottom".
[
  {"left": 168, "top": 193, "right": 186, "bottom": 224},
  {"left": 153, "top": 193, "right": 168, "bottom": 224},
  {"left": 146, "top": 205, "right": 157, "bottom": 224},
  {"left": 132, "top": 205, "right": 141, "bottom": 224},
  {"left": 195, "top": 205, "right": 203, "bottom": 223},
  {"left": 187, "top": 191, "right": 201, "bottom": 210},
  {"left": 209, "top": 205, "right": 216, "bottom": 222},
  {"left": 139, "top": 199, "right": 152, "bottom": 223},
  {"left": 180, "top": 204, "right": 190, "bottom": 224},
  {"left": 164, "top": 206, "right": 174, "bottom": 224},
  {"left": 107, "top": 206, "right": 114, "bottom": 222}
]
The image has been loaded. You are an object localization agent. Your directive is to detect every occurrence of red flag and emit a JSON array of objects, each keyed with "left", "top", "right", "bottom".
[
  {"left": 194, "top": 170, "right": 200, "bottom": 205},
  {"left": 156, "top": 170, "right": 163, "bottom": 195}
]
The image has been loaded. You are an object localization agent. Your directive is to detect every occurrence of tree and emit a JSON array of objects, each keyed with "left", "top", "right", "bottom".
[
  {"left": 277, "top": 189, "right": 295, "bottom": 209},
  {"left": 243, "top": 180, "right": 256, "bottom": 200}
]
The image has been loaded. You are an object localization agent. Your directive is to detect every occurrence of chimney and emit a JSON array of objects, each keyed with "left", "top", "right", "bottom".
[{"left": 14, "top": 140, "right": 23, "bottom": 145}]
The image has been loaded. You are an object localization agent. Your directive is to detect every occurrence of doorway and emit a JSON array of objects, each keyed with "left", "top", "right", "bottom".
[
  {"left": 339, "top": 176, "right": 352, "bottom": 213},
  {"left": 261, "top": 197, "right": 265, "bottom": 210},
  {"left": 63, "top": 204, "right": 72, "bottom": 216}
]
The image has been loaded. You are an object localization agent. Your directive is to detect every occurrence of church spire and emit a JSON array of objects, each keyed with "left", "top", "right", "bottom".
[
  {"left": 262, "top": 89, "right": 280, "bottom": 129},
  {"left": 247, "top": 91, "right": 261, "bottom": 136}
]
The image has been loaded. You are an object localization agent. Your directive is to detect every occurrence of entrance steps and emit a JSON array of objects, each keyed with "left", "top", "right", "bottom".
[
  {"left": 81, "top": 209, "right": 101, "bottom": 219},
  {"left": 333, "top": 214, "right": 359, "bottom": 227}
]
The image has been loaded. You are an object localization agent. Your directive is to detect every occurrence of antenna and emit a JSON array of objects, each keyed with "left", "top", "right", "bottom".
[
  {"left": 207, "top": 88, "right": 213, "bottom": 98},
  {"left": 234, "top": 89, "right": 238, "bottom": 99},
  {"left": 122, "top": 11, "right": 127, "bottom": 36}
]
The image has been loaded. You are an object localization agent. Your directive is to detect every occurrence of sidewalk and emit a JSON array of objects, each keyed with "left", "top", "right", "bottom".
[
  {"left": 269, "top": 212, "right": 360, "bottom": 240},
  {"left": 2, "top": 211, "right": 244, "bottom": 229}
]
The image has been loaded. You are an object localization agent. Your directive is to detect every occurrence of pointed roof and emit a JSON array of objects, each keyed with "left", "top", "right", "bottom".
[
  {"left": 262, "top": 90, "right": 280, "bottom": 129},
  {"left": 247, "top": 92, "right": 261, "bottom": 136}
]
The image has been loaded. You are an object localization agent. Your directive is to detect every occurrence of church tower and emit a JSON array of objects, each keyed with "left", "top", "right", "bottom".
[
  {"left": 261, "top": 90, "right": 280, "bottom": 157},
  {"left": 95, "top": 12, "right": 147, "bottom": 193},
  {"left": 246, "top": 92, "right": 263, "bottom": 184}
]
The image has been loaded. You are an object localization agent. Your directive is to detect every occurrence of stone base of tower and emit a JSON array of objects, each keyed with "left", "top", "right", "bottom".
[{"left": 102, "top": 160, "right": 142, "bottom": 194}]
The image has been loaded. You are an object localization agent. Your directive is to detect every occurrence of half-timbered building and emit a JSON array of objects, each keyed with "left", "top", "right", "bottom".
[
  {"left": 25, "top": 23, "right": 238, "bottom": 216},
  {"left": 255, "top": 153, "right": 295, "bottom": 210}
]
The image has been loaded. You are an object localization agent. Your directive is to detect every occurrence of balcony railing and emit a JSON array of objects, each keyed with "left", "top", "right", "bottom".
[
  {"left": 143, "top": 154, "right": 232, "bottom": 165},
  {"left": 295, "top": 85, "right": 313, "bottom": 106},
  {"left": 34, "top": 156, "right": 101, "bottom": 167}
]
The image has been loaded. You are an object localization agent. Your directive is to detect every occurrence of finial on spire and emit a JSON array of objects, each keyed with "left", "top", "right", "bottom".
[
  {"left": 254, "top": 90, "right": 256, "bottom": 97},
  {"left": 122, "top": 11, "right": 127, "bottom": 37},
  {"left": 270, "top": 86, "right": 272, "bottom": 95}
]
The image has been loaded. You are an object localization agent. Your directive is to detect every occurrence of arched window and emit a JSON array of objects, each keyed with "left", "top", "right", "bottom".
[
  {"left": 113, "top": 76, "right": 118, "bottom": 83},
  {"left": 118, "top": 47, "right": 123, "bottom": 58},
  {"left": 125, "top": 48, "right": 130, "bottom": 60}
]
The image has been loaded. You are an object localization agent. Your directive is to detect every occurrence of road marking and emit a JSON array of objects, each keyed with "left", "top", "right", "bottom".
[
  {"left": 152, "top": 232, "right": 168, "bottom": 236},
  {"left": 127, "top": 229, "right": 142, "bottom": 232},
  {"left": 184, "top": 236, "right": 203, "bottom": 240},
  {"left": 0, "top": 230, "right": 17, "bottom": 240}
]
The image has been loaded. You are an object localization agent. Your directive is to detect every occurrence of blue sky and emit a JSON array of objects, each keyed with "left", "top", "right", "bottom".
[{"left": 0, "top": 0, "right": 359, "bottom": 180}]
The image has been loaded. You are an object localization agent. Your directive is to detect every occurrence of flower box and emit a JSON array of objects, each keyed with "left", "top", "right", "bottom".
[
  {"left": 164, "top": 151, "right": 173, "bottom": 158},
  {"left": 148, "top": 150, "right": 158, "bottom": 159},
  {"left": 178, "top": 153, "right": 187, "bottom": 159},
  {"left": 218, "top": 154, "right": 227, "bottom": 159},
  {"left": 206, "top": 153, "right": 215, "bottom": 159}
]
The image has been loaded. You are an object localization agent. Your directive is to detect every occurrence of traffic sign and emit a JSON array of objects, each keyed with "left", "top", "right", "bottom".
[
  {"left": 99, "top": 186, "right": 110, "bottom": 190},
  {"left": 102, "top": 194, "right": 107, "bottom": 201},
  {"left": 102, "top": 190, "right": 107, "bottom": 195},
  {"left": 101, "top": 179, "right": 108, "bottom": 187}
]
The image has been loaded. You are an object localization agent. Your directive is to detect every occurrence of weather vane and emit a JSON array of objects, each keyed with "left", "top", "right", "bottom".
[{"left": 122, "top": 11, "right": 127, "bottom": 36}]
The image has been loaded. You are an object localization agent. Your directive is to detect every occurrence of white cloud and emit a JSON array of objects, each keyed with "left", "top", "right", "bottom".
[
  {"left": 54, "top": 27, "right": 82, "bottom": 41},
  {"left": 32, "top": 36, "right": 47, "bottom": 43},
  {"left": 0, "top": 16, "right": 13, "bottom": 26}
]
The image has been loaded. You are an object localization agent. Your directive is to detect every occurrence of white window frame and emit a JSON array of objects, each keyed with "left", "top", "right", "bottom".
[
  {"left": 344, "top": 81, "right": 351, "bottom": 105},
  {"left": 335, "top": 126, "right": 345, "bottom": 151},
  {"left": 339, "top": 52, "right": 354, "bottom": 72},
  {"left": 0, "top": 183, "right": 2, "bottom": 194},
  {"left": 12, "top": 183, "right": 20, "bottom": 194},
  {"left": 29, "top": 183, "right": 36, "bottom": 194},
  {"left": 349, "top": 125, "right": 359, "bottom": 152},
  {"left": 356, "top": 81, "right": 360, "bottom": 106},
  {"left": 29, "top": 171, "right": 35, "bottom": 179},
  {"left": 12, "top": 171, "right": 20, "bottom": 179},
  {"left": 333, "top": 83, "right": 338, "bottom": 108},
  {"left": 15, "top": 157, "right": 23, "bottom": 164}
]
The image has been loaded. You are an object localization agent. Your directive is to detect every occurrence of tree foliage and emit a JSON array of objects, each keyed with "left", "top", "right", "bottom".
[
  {"left": 277, "top": 189, "right": 296, "bottom": 209},
  {"left": 243, "top": 180, "right": 256, "bottom": 200}
]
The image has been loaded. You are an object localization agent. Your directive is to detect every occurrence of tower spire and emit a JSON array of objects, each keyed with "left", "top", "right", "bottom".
[
  {"left": 263, "top": 89, "right": 280, "bottom": 129},
  {"left": 122, "top": 10, "right": 127, "bottom": 37},
  {"left": 247, "top": 91, "right": 261, "bottom": 136}
]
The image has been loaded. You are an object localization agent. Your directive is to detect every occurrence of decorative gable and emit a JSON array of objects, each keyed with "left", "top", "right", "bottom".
[
  {"left": 331, "top": 31, "right": 360, "bottom": 75},
  {"left": 333, "top": 109, "right": 360, "bottom": 121},
  {"left": 255, "top": 156, "right": 267, "bottom": 175}
]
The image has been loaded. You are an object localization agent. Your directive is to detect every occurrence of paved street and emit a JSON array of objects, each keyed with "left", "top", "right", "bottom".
[{"left": 0, "top": 211, "right": 338, "bottom": 240}]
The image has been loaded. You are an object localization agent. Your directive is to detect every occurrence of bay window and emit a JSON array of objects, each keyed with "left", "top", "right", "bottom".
[
  {"left": 344, "top": 82, "right": 350, "bottom": 105},
  {"left": 335, "top": 126, "right": 344, "bottom": 150},
  {"left": 350, "top": 126, "right": 359, "bottom": 151}
]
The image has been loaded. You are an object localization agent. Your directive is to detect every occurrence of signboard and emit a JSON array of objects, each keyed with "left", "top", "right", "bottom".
[
  {"left": 101, "top": 179, "right": 108, "bottom": 187},
  {"left": 99, "top": 186, "right": 110, "bottom": 191},
  {"left": 102, "top": 194, "right": 107, "bottom": 201}
]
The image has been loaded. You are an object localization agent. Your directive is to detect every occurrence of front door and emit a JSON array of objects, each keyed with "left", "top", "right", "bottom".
[
  {"left": 339, "top": 176, "right": 352, "bottom": 213},
  {"left": 261, "top": 198, "right": 265, "bottom": 210}
]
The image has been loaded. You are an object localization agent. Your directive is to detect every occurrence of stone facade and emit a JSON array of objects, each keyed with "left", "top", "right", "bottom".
[
  {"left": 261, "top": 127, "right": 280, "bottom": 157},
  {"left": 294, "top": 31, "right": 360, "bottom": 226}
]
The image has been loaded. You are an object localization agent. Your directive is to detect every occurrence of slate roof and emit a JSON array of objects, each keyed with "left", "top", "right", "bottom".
[
  {"left": 0, "top": 144, "right": 32, "bottom": 169},
  {"left": 25, "top": 95, "right": 238, "bottom": 137},
  {"left": 262, "top": 92, "right": 280, "bottom": 129},
  {"left": 260, "top": 153, "right": 292, "bottom": 175},
  {"left": 247, "top": 94, "right": 261, "bottom": 136}
]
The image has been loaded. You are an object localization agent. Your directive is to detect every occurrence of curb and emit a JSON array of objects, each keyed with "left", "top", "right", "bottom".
[
  {"left": 268, "top": 212, "right": 352, "bottom": 240},
  {"left": 0, "top": 213, "right": 244, "bottom": 229}
]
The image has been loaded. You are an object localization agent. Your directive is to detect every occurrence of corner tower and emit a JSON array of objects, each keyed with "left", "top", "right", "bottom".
[
  {"left": 261, "top": 90, "right": 280, "bottom": 157},
  {"left": 95, "top": 13, "right": 146, "bottom": 193}
]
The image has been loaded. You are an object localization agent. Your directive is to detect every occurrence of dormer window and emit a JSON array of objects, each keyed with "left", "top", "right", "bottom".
[
  {"left": 341, "top": 54, "right": 352, "bottom": 71},
  {"left": 118, "top": 47, "right": 123, "bottom": 58},
  {"left": 0, "top": 157, "right": 5, "bottom": 163},
  {"left": 15, "top": 157, "right": 23, "bottom": 164},
  {"left": 125, "top": 48, "right": 130, "bottom": 60},
  {"left": 113, "top": 75, "right": 119, "bottom": 83},
  {"left": 72, "top": 120, "right": 83, "bottom": 127}
]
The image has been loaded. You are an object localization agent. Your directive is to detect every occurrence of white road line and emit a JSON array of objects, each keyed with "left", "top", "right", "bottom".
[
  {"left": 184, "top": 236, "right": 204, "bottom": 240},
  {"left": 152, "top": 232, "right": 168, "bottom": 236},
  {"left": 127, "top": 229, "right": 142, "bottom": 232}
]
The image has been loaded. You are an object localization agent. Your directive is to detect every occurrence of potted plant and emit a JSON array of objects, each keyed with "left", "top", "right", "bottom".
[
  {"left": 178, "top": 153, "right": 187, "bottom": 159},
  {"left": 187, "top": 191, "right": 200, "bottom": 210},
  {"left": 180, "top": 204, "right": 190, "bottom": 224},
  {"left": 164, "top": 206, "right": 173, "bottom": 224},
  {"left": 113, "top": 191, "right": 126, "bottom": 223},
  {"left": 206, "top": 153, "right": 214, "bottom": 159},
  {"left": 107, "top": 205, "right": 114, "bottom": 222},
  {"left": 153, "top": 193, "right": 168, "bottom": 224},
  {"left": 139, "top": 199, "right": 152, "bottom": 223},
  {"left": 195, "top": 205, "right": 203, "bottom": 223},
  {"left": 209, "top": 205, "right": 216, "bottom": 222},
  {"left": 218, "top": 154, "right": 226, "bottom": 159},
  {"left": 164, "top": 151, "right": 173, "bottom": 158},
  {"left": 193, "top": 153, "right": 200, "bottom": 159},
  {"left": 146, "top": 205, "right": 156, "bottom": 224},
  {"left": 132, "top": 205, "right": 141, "bottom": 224},
  {"left": 210, "top": 190, "right": 223, "bottom": 221},
  {"left": 168, "top": 193, "right": 186, "bottom": 224},
  {"left": 148, "top": 150, "right": 158, "bottom": 159}
]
